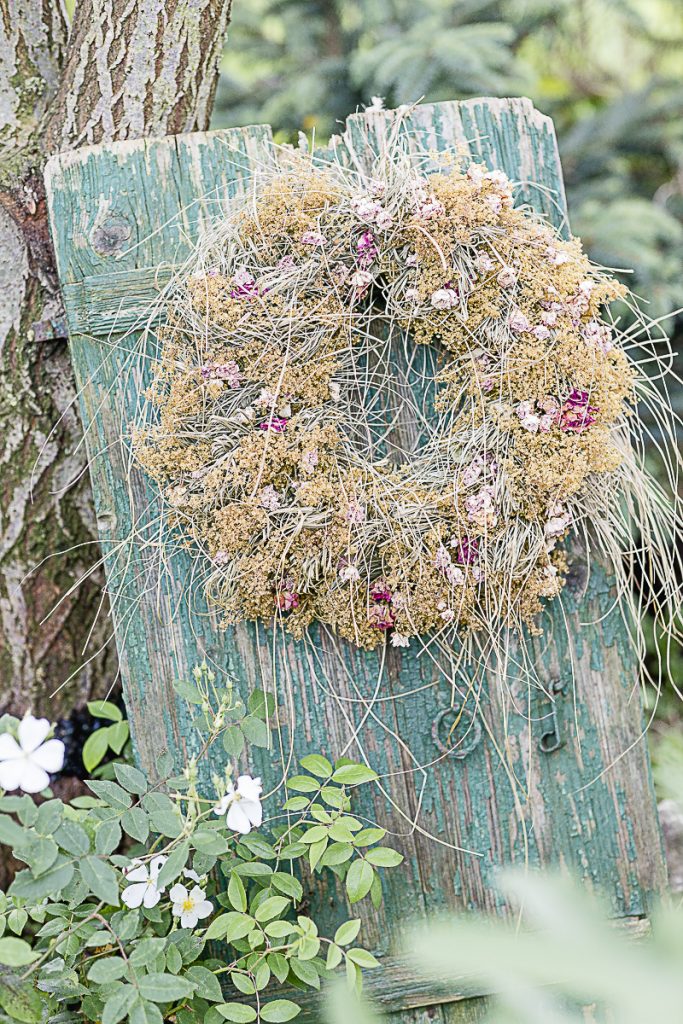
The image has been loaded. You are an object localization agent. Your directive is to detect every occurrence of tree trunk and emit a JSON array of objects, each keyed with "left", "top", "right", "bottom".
[{"left": 0, "top": 0, "right": 233, "bottom": 717}]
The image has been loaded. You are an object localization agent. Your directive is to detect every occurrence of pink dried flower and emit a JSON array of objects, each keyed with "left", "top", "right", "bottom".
[
  {"left": 545, "top": 246, "right": 571, "bottom": 266},
  {"left": 497, "top": 267, "right": 516, "bottom": 289},
  {"left": 357, "top": 231, "right": 378, "bottom": 266},
  {"left": 390, "top": 632, "right": 410, "bottom": 648},
  {"left": 434, "top": 545, "right": 452, "bottom": 570},
  {"left": 259, "top": 485, "right": 281, "bottom": 511},
  {"left": 368, "top": 604, "right": 395, "bottom": 630},
  {"left": 345, "top": 501, "right": 366, "bottom": 525},
  {"left": 533, "top": 325, "right": 551, "bottom": 341},
  {"left": 508, "top": 309, "right": 531, "bottom": 334},
  {"left": 583, "top": 320, "right": 613, "bottom": 354},
  {"left": 301, "top": 230, "right": 326, "bottom": 246},
  {"left": 376, "top": 210, "right": 394, "bottom": 230},
  {"left": 231, "top": 268, "right": 258, "bottom": 299},
  {"left": 370, "top": 579, "right": 392, "bottom": 603},
  {"left": 339, "top": 563, "right": 360, "bottom": 582},
  {"left": 350, "top": 269, "right": 374, "bottom": 289},
  {"left": 278, "top": 255, "right": 296, "bottom": 269},
  {"left": 474, "top": 253, "right": 495, "bottom": 274},
  {"left": 276, "top": 589, "right": 299, "bottom": 612},
  {"left": 545, "top": 503, "right": 572, "bottom": 540},
  {"left": 259, "top": 416, "right": 288, "bottom": 433},
  {"left": 557, "top": 389, "right": 598, "bottom": 433},
  {"left": 431, "top": 287, "right": 458, "bottom": 310},
  {"left": 213, "top": 551, "right": 229, "bottom": 566},
  {"left": 352, "top": 197, "right": 383, "bottom": 222},
  {"left": 445, "top": 564, "right": 466, "bottom": 586},
  {"left": 301, "top": 449, "right": 319, "bottom": 473},
  {"left": 455, "top": 537, "right": 479, "bottom": 565}
]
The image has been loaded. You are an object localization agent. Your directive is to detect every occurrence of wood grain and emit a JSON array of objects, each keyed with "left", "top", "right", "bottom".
[{"left": 45, "top": 99, "right": 667, "bottom": 1022}]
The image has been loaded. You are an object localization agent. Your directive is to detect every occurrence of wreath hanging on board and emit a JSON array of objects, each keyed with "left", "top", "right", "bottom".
[{"left": 132, "top": 136, "right": 677, "bottom": 655}]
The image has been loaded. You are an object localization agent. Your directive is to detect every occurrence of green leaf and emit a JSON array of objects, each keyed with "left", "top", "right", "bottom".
[
  {"left": 81, "top": 855, "right": 120, "bottom": 906},
  {"left": 352, "top": 827, "right": 386, "bottom": 847},
  {"left": 326, "top": 943, "right": 343, "bottom": 970},
  {"left": 260, "top": 1001, "right": 301, "bottom": 1022},
  {"left": 248, "top": 690, "right": 275, "bottom": 720},
  {"left": 172, "top": 678, "right": 204, "bottom": 704},
  {"left": 300, "top": 826, "right": 327, "bottom": 845},
  {"left": 54, "top": 819, "right": 90, "bottom": 856},
  {"left": 88, "top": 700, "right": 123, "bottom": 722},
  {"left": 10, "top": 860, "right": 74, "bottom": 900},
  {"left": 268, "top": 952, "right": 289, "bottom": 983},
  {"left": 0, "top": 938, "right": 37, "bottom": 966},
  {"left": 347, "top": 948, "right": 380, "bottom": 969},
  {"left": 240, "top": 715, "right": 269, "bottom": 748},
  {"left": 156, "top": 841, "right": 190, "bottom": 889},
  {"left": 129, "top": 938, "right": 167, "bottom": 969},
  {"left": 264, "top": 920, "right": 293, "bottom": 938},
  {"left": 345, "top": 860, "right": 374, "bottom": 904},
  {"left": 0, "top": 814, "right": 27, "bottom": 846},
  {"left": 102, "top": 986, "right": 137, "bottom": 1024},
  {"left": 299, "top": 755, "right": 332, "bottom": 779},
  {"left": 87, "top": 956, "right": 128, "bottom": 983},
  {"left": 204, "top": 912, "right": 254, "bottom": 942},
  {"left": 290, "top": 959, "right": 319, "bottom": 989},
  {"left": 95, "top": 819, "right": 123, "bottom": 856},
  {"left": 87, "top": 781, "right": 131, "bottom": 809},
  {"left": 308, "top": 838, "right": 328, "bottom": 872},
  {"left": 107, "top": 721, "right": 130, "bottom": 755},
  {"left": 254, "top": 895, "right": 290, "bottom": 922},
  {"left": 334, "top": 919, "right": 361, "bottom": 946},
  {"left": 271, "top": 872, "right": 303, "bottom": 901},
  {"left": 0, "top": 970, "right": 46, "bottom": 1022},
  {"left": 113, "top": 764, "right": 147, "bottom": 795},
  {"left": 282, "top": 796, "right": 308, "bottom": 812},
  {"left": 82, "top": 729, "right": 110, "bottom": 772},
  {"left": 129, "top": 999, "right": 163, "bottom": 1024},
  {"left": 365, "top": 847, "right": 403, "bottom": 868},
  {"left": 331, "top": 765, "right": 377, "bottom": 786},
  {"left": 215, "top": 1005, "right": 256, "bottom": 1023},
  {"left": 137, "top": 974, "right": 196, "bottom": 1002},
  {"left": 228, "top": 871, "right": 247, "bottom": 912},
  {"left": 121, "top": 807, "right": 150, "bottom": 843},
  {"left": 192, "top": 830, "right": 229, "bottom": 855},
  {"left": 232, "top": 974, "right": 255, "bottom": 996},
  {"left": 184, "top": 965, "right": 223, "bottom": 1003},
  {"left": 321, "top": 843, "right": 352, "bottom": 867},
  {"left": 142, "top": 793, "right": 183, "bottom": 838},
  {"left": 222, "top": 726, "right": 244, "bottom": 757},
  {"left": 285, "top": 776, "right": 319, "bottom": 793}
]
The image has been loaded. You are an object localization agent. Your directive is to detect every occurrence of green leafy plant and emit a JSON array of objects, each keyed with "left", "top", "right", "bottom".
[
  {"left": 82, "top": 700, "right": 131, "bottom": 773},
  {"left": 0, "top": 666, "right": 402, "bottom": 1024}
]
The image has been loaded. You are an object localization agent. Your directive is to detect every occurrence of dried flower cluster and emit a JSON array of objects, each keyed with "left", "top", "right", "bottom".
[{"left": 133, "top": 150, "right": 643, "bottom": 652}]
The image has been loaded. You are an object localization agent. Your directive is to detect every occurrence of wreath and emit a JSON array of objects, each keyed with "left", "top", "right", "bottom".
[{"left": 133, "top": 142, "right": 665, "bottom": 654}]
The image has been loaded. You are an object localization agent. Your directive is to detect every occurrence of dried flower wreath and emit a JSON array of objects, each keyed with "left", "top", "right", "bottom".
[{"left": 133, "top": 142, "right": 679, "bottom": 659}]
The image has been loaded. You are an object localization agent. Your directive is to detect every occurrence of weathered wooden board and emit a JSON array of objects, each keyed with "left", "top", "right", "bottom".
[{"left": 45, "top": 99, "right": 667, "bottom": 1023}]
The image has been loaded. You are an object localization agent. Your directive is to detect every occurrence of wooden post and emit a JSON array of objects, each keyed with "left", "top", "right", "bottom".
[{"left": 45, "top": 99, "right": 667, "bottom": 1022}]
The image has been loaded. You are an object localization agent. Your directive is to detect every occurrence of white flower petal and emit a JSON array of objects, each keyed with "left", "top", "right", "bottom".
[
  {"left": 183, "top": 869, "right": 201, "bottom": 883},
  {"left": 180, "top": 910, "right": 199, "bottom": 929},
  {"left": 149, "top": 855, "right": 167, "bottom": 879},
  {"left": 121, "top": 882, "right": 147, "bottom": 909},
  {"left": 169, "top": 883, "right": 188, "bottom": 903},
  {"left": 16, "top": 761, "right": 50, "bottom": 794},
  {"left": 227, "top": 801, "right": 254, "bottom": 835},
  {"left": 241, "top": 798, "right": 263, "bottom": 829},
  {"left": 123, "top": 863, "right": 149, "bottom": 884},
  {"left": 143, "top": 885, "right": 162, "bottom": 909},
  {"left": 189, "top": 885, "right": 206, "bottom": 902},
  {"left": 236, "top": 775, "right": 262, "bottom": 802},
  {"left": 0, "top": 734, "right": 22, "bottom": 761},
  {"left": 194, "top": 900, "right": 213, "bottom": 920},
  {"left": 0, "top": 758, "right": 25, "bottom": 792},
  {"left": 18, "top": 716, "right": 51, "bottom": 753},
  {"left": 30, "top": 739, "right": 65, "bottom": 774}
]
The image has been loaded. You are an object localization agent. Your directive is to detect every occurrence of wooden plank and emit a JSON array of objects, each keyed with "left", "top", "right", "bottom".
[{"left": 45, "top": 99, "right": 667, "bottom": 1021}]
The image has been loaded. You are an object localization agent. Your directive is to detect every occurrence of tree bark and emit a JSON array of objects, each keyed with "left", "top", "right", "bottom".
[{"left": 0, "top": 0, "right": 233, "bottom": 717}]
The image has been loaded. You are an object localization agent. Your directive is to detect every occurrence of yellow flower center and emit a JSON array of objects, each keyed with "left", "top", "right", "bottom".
[{"left": 182, "top": 898, "right": 195, "bottom": 912}]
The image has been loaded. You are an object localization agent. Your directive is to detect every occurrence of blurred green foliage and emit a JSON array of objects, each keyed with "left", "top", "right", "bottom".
[{"left": 214, "top": 0, "right": 683, "bottom": 327}]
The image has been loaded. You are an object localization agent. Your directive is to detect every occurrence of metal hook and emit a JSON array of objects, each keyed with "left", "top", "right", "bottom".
[{"left": 539, "top": 679, "right": 568, "bottom": 754}]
